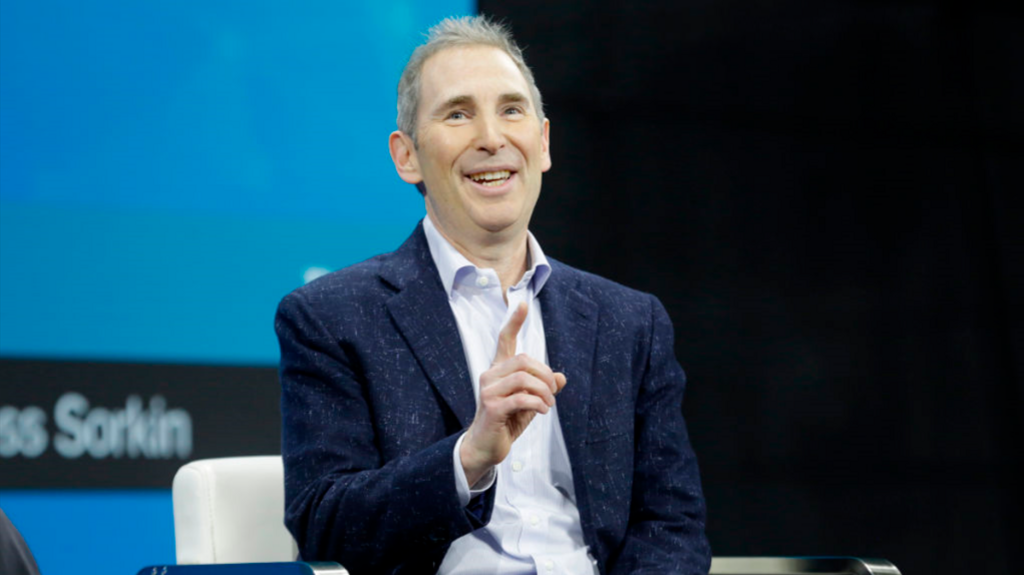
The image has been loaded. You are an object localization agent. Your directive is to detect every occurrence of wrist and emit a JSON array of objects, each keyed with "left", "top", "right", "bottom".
[{"left": 459, "top": 431, "right": 493, "bottom": 485}]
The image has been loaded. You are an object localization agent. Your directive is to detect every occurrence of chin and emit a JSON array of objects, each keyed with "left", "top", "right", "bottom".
[
  {"left": 469, "top": 206, "right": 524, "bottom": 232},
  {"left": 475, "top": 220, "right": 517, "bottom": 235}
]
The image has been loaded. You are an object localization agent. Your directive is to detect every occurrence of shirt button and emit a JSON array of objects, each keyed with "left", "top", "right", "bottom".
[
  {"left": 476, "top": 275, "right": 489, "bottom": 287},
  {"left": 544, "top": 559, "right": 554, "bottom": 571},
  {"left": 529, "top": 515, "right": 540, "bottom": 526},
  {"left": 511, "top": 460, "right": 523, "bottom": 472}
]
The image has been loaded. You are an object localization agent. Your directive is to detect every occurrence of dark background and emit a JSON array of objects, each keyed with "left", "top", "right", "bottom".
[
  {"left": 479, "top": 1, "right": 1023, "bottom": 573},
  {"left": 0, "top": 359, "right": 280, "bottom": 488}
]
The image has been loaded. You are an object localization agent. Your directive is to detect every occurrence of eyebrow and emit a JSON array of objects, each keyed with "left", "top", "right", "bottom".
[
  {"left": 430, "top": 92, "right": 532, "bottom": 117},
  {"left": 498, "top": 92, "right": 529, "bottom": 107},
  {"left": 431, "top": 95, "right": 474, "bottom": 117}
]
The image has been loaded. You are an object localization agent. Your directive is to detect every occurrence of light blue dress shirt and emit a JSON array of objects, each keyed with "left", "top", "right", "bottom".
[{"left": 421, "top": 216, "right": 599, "bottom": 575}]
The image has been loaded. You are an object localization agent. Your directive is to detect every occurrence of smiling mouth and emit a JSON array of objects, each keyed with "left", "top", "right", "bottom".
[{"left": 467, "top": 170, "right": 513, "bottom": 187}]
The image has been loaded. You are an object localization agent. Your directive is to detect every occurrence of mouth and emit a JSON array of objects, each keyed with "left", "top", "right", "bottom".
[{"left": 465, "top": 169, "right": 515, "bottom": 189}]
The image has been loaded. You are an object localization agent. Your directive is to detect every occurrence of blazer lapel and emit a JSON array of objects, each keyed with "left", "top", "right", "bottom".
[
  {"left": 382, "top": 225, "right": 476, "bottom": 429},
  {"left": 539, "top": 262, "right": 598, "bottom": 451},
  {"left": 539, "top": 261, "right": 600, "bottom": 546}
]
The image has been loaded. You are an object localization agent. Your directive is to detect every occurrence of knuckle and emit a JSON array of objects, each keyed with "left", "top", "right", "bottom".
[
  {"left": 504, "top": 371, "right": 523, "bottom": 387},
  {"left": 516, "top": 372, "right": 537, "bottom": 390}
]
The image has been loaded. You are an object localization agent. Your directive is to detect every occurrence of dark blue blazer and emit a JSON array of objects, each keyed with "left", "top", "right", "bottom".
[{"left": 276, "top": 223, "right": 710, "bottom": 574}]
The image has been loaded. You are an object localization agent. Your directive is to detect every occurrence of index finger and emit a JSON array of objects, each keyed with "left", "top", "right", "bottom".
[{"left": 494, "top": 301, "right": 528, "bottom": 365}]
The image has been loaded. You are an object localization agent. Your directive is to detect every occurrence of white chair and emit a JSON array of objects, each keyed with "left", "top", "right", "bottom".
[
  {"left": 171, "top": 455, "right": 345, "bottom": 570},
  {"left": 167, "top": 456, "right": 899, "bottom": 575}
]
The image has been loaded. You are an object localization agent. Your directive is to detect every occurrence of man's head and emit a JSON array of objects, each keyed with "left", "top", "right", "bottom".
[
  {"left": 396, "top": 16, "right": 545, "bottom": 146},
  {"left": 389, "top": 16, "right": 551, "bottom": 247}
]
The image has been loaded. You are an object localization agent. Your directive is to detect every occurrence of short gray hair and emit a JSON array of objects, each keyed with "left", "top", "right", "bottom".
[{"left": 396, "top": 15, "right": 545, "bottom": 145}]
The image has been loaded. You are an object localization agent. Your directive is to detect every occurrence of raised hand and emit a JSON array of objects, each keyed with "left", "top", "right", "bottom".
[{"left": 459, "top": 302, "right": 568, "bottom": 485}]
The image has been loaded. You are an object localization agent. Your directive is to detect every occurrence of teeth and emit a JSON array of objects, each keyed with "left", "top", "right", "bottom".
[{"left": 469, "top": 170, "right": 511, "bottom": 184}]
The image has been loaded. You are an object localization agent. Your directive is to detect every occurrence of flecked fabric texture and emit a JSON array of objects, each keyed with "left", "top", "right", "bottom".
[{"left": 275, "top": 222, "right": 711, "bottom": 574}]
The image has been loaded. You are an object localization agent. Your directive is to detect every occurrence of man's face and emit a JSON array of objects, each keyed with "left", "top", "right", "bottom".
[{"left": 393, "top": 45, "right": 551, "bottom": 246}]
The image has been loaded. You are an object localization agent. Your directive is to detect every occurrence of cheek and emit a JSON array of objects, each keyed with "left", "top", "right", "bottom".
[
  {"left": 512, "top": 132, "right": 549, "bottom": 167},
  {"left": 428, "top": 135, "right": 466, "bottom": 169},
  {"left": 416, "top": 134, "right": 459, "bottom": 172}
]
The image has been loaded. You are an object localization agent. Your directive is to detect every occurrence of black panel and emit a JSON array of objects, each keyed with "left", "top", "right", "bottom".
[
  {"left": 478, "top": 2, "right": 1022, "bottom": 574},
  {"left": 0, "top": 359, "right": 280, "bottom": 488}
]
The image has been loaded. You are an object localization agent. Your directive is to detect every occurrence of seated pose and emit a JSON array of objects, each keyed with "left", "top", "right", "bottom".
[{"left": 276, "top": 16, "right": 711, "bottom": 575}]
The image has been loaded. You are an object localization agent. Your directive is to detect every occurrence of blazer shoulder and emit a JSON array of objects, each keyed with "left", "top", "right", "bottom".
[
  {"left": 551, "top": 258, "right": 658, "bottom": 313},
  {"left": 277, "top": 253, "right": 392, "bottom": 319}
]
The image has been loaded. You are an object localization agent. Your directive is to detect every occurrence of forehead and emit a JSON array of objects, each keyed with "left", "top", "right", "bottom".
[{"left": 418, "top": 45, "right": 531, "bottom": 109}]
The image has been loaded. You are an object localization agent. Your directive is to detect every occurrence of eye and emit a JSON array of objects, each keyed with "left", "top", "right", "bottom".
[
  {"left": 503, "top": 106, "right": 525, "bottom": 116},
  {"left": 447, "top": 110, "right": 468, "bottom": 121}
]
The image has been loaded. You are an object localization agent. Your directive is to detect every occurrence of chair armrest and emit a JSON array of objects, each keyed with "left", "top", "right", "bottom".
[
  {"left": 710, "top": 556, "right": 901, "bottom": 575},
  {"left": 141, "top": 556, "right": 900, "bottom": 575},
  {"left": 136, "top": 562, "right": 348, "bottom": 575}
]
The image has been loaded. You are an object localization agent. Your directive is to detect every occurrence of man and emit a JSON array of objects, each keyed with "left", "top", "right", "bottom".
[{"left": 276, "top": 16, "right": 710, "bottom": 575}]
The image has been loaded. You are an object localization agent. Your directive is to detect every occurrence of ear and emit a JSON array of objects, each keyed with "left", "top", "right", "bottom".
[
  {"left": 540, "top": 118, "right": 552, "bottom": 173},
  {"left": 389, "top": 130, "right": 423, "bottom": 185}
]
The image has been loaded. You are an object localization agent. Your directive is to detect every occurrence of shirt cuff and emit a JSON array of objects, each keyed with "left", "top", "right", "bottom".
[{"left": 453, "top": 432, "right": 497, "bottom": 507}]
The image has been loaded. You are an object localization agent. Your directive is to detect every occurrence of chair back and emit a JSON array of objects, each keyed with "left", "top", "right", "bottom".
[{"left": 173, "top": 456, "right": 299, "bottom": 564}]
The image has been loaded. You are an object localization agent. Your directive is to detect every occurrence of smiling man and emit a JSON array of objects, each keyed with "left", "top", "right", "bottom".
[{"left": 276, "top": 16, "right": 710, "bottom": 575}]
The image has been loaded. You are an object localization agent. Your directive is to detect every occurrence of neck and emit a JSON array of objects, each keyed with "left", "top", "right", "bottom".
[{"left": 426, "top": 212, "right": 530, "bottom": 296}]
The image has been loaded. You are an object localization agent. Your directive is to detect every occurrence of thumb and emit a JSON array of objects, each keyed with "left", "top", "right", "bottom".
[{"left": 494, "top": 302, "right": 528, "bottom": 365}]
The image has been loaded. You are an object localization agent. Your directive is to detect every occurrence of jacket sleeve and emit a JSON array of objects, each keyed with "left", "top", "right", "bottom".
[
  {"left": 275, "top": 289, "right": 491, "bottom": 574},
  {"left": 609, "top": 294, "right": 712, "bottom": 575}
]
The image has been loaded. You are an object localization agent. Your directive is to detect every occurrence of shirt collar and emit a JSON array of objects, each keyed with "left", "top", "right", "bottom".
[{"left": 422, "top": 215, "right": 552, "bottom": 298}]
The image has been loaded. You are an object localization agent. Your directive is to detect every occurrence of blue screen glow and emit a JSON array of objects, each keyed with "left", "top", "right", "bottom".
[
  {"left": 0, "top": 2, "right": 475, "bottom": 574},
  {"left": 1, "top": 0, "right": 474, "bottom": 366}
]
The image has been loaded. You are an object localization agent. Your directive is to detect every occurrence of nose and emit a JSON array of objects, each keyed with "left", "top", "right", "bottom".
[{"left": 474, "top": 113, "right": 506, "bottom": 154}]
